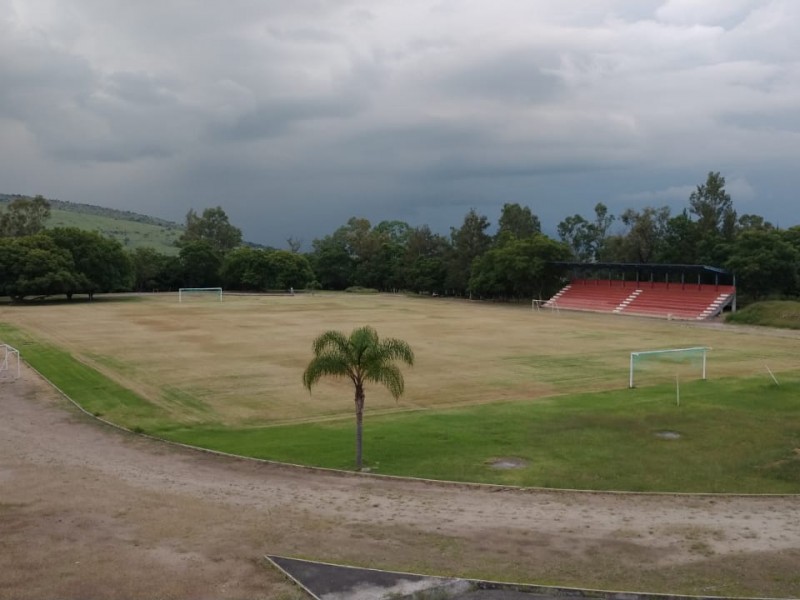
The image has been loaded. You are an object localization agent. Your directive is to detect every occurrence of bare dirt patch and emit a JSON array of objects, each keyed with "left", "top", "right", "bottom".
[{"left": 1, "top": 366, "right": 799, "bottom": 599}]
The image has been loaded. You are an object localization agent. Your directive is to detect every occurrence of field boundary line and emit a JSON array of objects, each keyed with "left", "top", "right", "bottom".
[{"left": 18, "top": 360, "right": 800, "bottom": 500}]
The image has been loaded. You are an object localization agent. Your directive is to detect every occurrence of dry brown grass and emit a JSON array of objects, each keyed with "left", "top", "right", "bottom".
[{"left": 4, "top": 292, "right": 798, "bottom": 426}]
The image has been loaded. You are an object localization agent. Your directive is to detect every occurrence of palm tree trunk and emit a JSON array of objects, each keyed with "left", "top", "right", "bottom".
[{"left": 354, "top": 384, "right": 365, "bottom": 471}]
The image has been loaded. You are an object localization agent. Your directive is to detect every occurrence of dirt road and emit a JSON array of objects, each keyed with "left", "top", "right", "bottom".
[{"left": 1, "top": 367, "right": 799, "bottom": 599}]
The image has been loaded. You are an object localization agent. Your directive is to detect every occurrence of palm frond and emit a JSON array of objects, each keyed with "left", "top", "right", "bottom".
[
  {"left": 302, "top": 353, "right": 354, "bottom": 390},
  {"left": 366, "top": 363, "right": 405, "bottom": 399},
  {"left": 311, "top": 330, "right": 349, "bottom": 357},
  {"left": 378, "top": 338, "right": 415, "bottom": 366}
]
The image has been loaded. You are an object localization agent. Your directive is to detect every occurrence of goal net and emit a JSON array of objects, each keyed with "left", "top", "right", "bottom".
[
  {"left": 0, "top": 344, "right": 20, "bottom": 381},
  {"left": 629, "top": 347, "right": 709, "bottom": 388},
  {"left": 178, "top": 287, "right": 223, "bottom": 303}
]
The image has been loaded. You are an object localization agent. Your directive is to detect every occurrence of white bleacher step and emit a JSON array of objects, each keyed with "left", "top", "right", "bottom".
[
  {"left": 613, "top": 289, "right": 642, "bottom": 313},
  {"left": 699, "top": 293, "right": 732, "bottom": 318},
  {"left": 544, "top": 284, "right": 571, "bottom": 308}
]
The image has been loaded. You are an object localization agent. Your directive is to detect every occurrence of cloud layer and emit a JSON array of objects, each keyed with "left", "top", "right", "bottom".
[{"left": 1, "top": 0, "right": 798, "bottom": 246}]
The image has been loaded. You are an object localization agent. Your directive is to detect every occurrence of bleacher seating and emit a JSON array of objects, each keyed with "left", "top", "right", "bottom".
[{"left": 546, "top": 279, "right": 735, "bottom": 320}]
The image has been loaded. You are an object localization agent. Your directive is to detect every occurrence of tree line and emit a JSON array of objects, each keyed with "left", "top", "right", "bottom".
[{"left": 1, "top": 172, "right": 799, "bottom": 302}]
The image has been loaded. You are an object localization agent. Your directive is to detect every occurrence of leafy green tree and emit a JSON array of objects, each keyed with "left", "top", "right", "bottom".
[
  {"left": 129, "top": 247, "right": 172, "bottom": 292},
  {"left": 178, "top": 207, "right": 242, "bottom": 253},
  {"left": 369, "top": 220, "right": 412, "bottom": 291},
  {"left": 470, "top": 234, "right": 572, "bottom": 300},
  {"left": 179, "top": 240, "right": 222, "bottom": 287},
  {"left": 0, "top": 235, "right": 78, "bottom": 301},
  {"left": 495, "top": 203, "right": 541, "bottom": 243},
  {"left": 302, "top": 326, "right": 414, "bottom": 471},
  {"left": 47, "top": 228, "right": 133, "bottom": 299},
  {"left": 657, "top": 210, "right": 699, "bottom": 264},
  {"left": 220, "top": 247, "right": 271, "bottom": 290},
  {"left": 726, "top": 230, "right": 799, "bottom": 299},
  {"left": 557, "top": 214, "right": 591, "bottom": 260},
  {"left": 737, "top": 214, "right": 773, "bottom": 232},
  {"left": 557, "top": 203, "right": 614, "bottom": 262},
  {"left": 264, "top": 250, "right": 315, "bottom": 289},
  {"left": 689, "top": 172, "right": 736, "bottom": 240},
  {"left": 612, "top": 206, "right": 671, "bottom": 263},
  {"left": 402, "top": 225, "right": 450, "bottom": 293},
  {"left": 447, "top": 209, "right": 491, "bottom": 295},
  {"left": 0, "top": 195, "right": 51, "bottom": 237},
  {"left": 310, "top": 228, "right": 355, "bottom": 290}
]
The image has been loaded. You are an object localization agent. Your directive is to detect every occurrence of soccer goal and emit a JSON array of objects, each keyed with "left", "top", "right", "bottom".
[
  {"left": 629, "top": 346, "right": 709, "bottom": 388},
  {"left": 178, "top": 287, "right": 223, "bottom": 303},
  {"left": 0, "top": 344, "right": 21, "bottom": 381}
]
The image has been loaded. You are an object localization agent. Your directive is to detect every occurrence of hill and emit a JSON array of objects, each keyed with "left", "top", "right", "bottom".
[
  {"left": 1, "top": 194, "right": 183, "bottom": 255},
  {"left": 726, "top": 300, "right": 800, "bottom": 329}
]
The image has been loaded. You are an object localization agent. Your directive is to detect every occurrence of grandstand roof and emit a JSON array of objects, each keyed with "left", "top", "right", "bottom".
[{"left": 552, "top": 262, "right": 731, "bottom": 276}]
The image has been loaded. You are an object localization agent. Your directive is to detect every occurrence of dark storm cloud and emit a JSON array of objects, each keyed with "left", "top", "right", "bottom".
[
  {"left": 207, "top": 93, "right": 368, "bottom": 143},
  {"left": 1, "top": 0, "right": 800, "bottom": 246}
]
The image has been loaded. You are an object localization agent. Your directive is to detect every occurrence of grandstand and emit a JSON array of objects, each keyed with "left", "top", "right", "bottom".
[{"left": 546, "top": 263, "right": 736, "bottom": 321}]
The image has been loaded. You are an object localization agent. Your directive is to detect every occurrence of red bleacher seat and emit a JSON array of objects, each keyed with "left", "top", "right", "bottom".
[{"left": 546, "top": 279, "right": 735, "bottom": 320}]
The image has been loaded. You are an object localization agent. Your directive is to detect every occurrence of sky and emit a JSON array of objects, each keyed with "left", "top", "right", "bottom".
[{"left": 2, "top": 0, "right": 799, "bottom": 248}]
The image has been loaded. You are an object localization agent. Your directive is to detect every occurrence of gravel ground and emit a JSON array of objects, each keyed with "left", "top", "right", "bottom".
[{"left": 1, "top": 366, "right": 799, "bottom": 599}]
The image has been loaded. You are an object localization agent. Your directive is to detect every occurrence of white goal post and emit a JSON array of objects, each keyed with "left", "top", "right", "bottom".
[
  {"left": 629, "top": 346, "right": 709, "bottom": 388},
  {"left": 178, "top": 287, "right": 223, "bottom": 303},
  {"left": 0, "top": 344, "right": 21, "bottom": 381}
]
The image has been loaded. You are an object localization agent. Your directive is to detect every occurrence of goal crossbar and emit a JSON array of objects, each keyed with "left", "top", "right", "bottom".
[{"left": 629, "top": 346, "right": 709, "bottom": 388}]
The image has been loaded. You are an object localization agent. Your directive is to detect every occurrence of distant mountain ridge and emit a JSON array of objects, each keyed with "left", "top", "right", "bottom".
[
  {"left": 0, "top": 194, "right": 183, "bottom": 229},
  {"left": 0, "top": 194, "right": 184, "bottom": 255}
]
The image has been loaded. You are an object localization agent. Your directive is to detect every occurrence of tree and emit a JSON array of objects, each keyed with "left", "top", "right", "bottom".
[
  {"left": 220, "top": 247, "right": 271, "bottom": 290},
  {"left": 557, "top": 203, "right": 614, "bottom": 262},
  {"left": 179, "top": 240, "right": 222, "bottom": 287},
  {"left": 178, "top": 207, "right": 242, "bottom": 253},
  {"left": 0, "top": 195, "right": 51, "bottom": 237},
  {"left": 47, "top": 228, "right": 133, "bottom": 299},
  {"left": 264, "top": 250, "right": 314, "bottom": 289},
  {"left": 0, "top": 235, "right": 78, "bottom": 301},
  {"left": 726, "top": 230, "right": 799, "bottom": 299},
  {"left": 495, "top": 203, "right": 541, "bottom": 243},
  {"left": 689, "top": 172, "right": 735, "bottom": 239},
  {"left": 310, "top": 229, "right": 355, "bottom": 290},
  {"left": 615, "top": 206, "right": 671, "bottom": 263},
  {"left": 402, "top": 225, "right": 450, "bottom": 294},
  {"left": 302, "top": 326, "right": 414, "bottom": 471},
  {"left": 658, "top": 210, "right": 699, "bottom": 264},
  {"left": 447, "top": 209, "right": 491, "bottom": 295},
  {"left": 129, "top": 247, "right": 172, "bottom": 292},
  {"left": 470, "top": 234, "right": 572, "bottom": 300}
]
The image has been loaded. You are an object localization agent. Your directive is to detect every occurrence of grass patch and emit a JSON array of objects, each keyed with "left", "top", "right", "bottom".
[
  {"left": 727, "top": 301, "right": 800, "bottom": 329},
  {"left": 0, "top": 322, "right": 164, "bottom": 430},
  {"left": 156, "top": 375, "right": 800, "bottom": 493}
]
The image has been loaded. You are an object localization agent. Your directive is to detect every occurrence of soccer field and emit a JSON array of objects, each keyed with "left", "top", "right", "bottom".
[
  {"left": 3, "top": 293, "right": 800, "bottom": 491},
  {"left": 2, "top": 292, "right": 797, "bottom": 426}
]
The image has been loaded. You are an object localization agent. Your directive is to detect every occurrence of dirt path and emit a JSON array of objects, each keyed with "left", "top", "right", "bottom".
[{"left": 1, "top": 367, "right": 799, "bottom": 599}]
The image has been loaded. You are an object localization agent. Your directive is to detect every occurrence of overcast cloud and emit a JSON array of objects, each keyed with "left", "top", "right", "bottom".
[{"left": 2, "top": 0, "right": 799, "bottom": 246}]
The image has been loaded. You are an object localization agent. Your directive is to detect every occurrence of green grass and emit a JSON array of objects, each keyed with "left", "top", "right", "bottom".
[
  {"left": 4, "top": 320, "right": 799, "bottom": 493},
  {"left": 726, "top": 300, "right": 800, "bottom": 329},
  {"left": 46, "top": 208, "right": 181, "bottom": 255},
  {"left": 0, "top": 323, "right": 162, "bottom": 428},
  {"left": 159, "top": 376, "right": 800, "bottom": 493}
]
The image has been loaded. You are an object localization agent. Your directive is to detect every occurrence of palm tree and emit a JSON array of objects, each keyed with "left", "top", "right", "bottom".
[{"left": 302, "top": 325, "right": 414, "bottom": 471}]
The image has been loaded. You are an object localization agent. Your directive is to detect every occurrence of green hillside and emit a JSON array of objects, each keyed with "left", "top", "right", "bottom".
[{"left": 1, "top": 195, "right": 183, "bottom": 255}]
